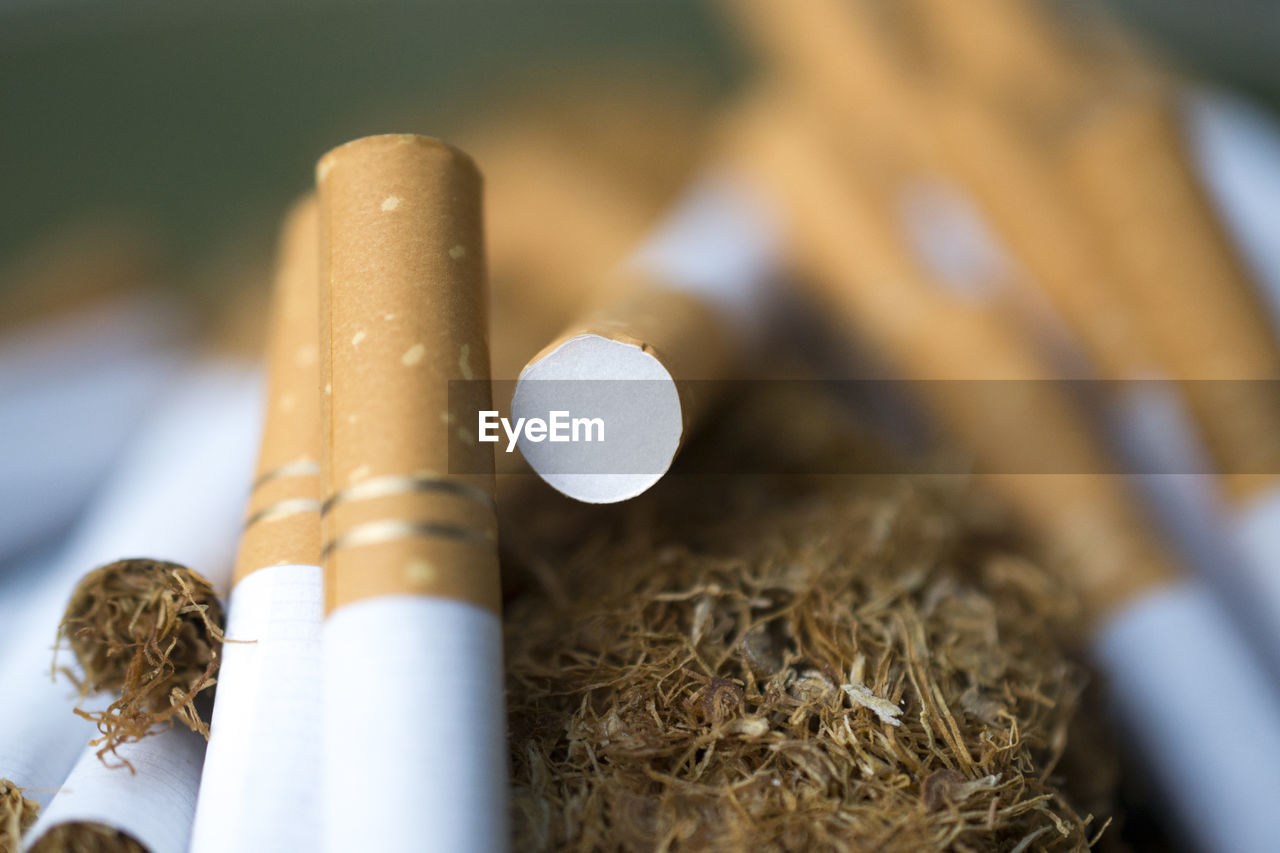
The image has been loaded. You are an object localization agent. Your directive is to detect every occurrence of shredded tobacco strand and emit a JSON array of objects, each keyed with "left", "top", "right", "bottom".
[
  {"left": 502, "top": 384, "right": 1108, "bottom": 852},
  {"left": 57, "top": 558, "right": 224, "bottom": 767},
  {"left": 0, "top": 779, "right": 38, "bottom": 853},
  {"left": 26, "top": 822, "right": 147, "bottom": 853}
]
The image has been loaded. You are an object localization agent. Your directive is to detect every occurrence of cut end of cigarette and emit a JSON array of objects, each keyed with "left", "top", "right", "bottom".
[
  {"left": 59, "top": 559, "right": 225, "bottom": 762},
  {"left": 0, "top": 779, "right": 38, "bottom": 853},
  {"left": 512, "top": 334, "right": 683, "bottom": 504},
  {"left": 26, "top": 822, "right": 147, "bottom": 853}
]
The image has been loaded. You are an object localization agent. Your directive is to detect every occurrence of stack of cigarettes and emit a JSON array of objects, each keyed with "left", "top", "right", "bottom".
[{"left": 5, "top": 1, "right": 1280, "bottom": 850}]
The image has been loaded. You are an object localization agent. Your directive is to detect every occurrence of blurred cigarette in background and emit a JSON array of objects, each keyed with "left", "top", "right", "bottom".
[
  {"left": 728, "top": 91, "right": 1280, "bottom": 853},
  {"left": 3, "top": 363, "right": 258, "bottom": 849},
  {"left": 317, "top": 135, "right": 507, "bottom": 853},
  {"left": 24, "top": 727, "right": 206, "bottom": 853},
  {"left": 1187, "top": 88, "right": 1280, "bottom": 326},
  {"left": 1060, "top": 86, "right": 1280, "bottom": 591},
  {"left": 891, "top": 0, "right": 1280, "bottom": 689},
  {"left": 510, "top": 172, "right": 781, "bottom": 503},
  {"left": 0, "top": 235, "right": 188, "bottom": 564},
  {"left": 189, "top": 197, "right": 324, "bottom": 853},
  {"left": 902, "top": 0, "right": 1101, "bottom": 116}
]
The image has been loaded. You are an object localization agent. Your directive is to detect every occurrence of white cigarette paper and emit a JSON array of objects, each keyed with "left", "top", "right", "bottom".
[
  {"left": 1096, "top": 580, "right": 1280, "bottom": 853},
  {"left": 188, "top": 564, "right": 323, "bottom": 852},
  {"left": 626, "top": 170, "right": 783, "bottom": 331},
  {"left": 0, "top": 361, "right": 258, "bottom": 840},
  {"left": 0, "top": 292, "right": 186, "bottom": 562},
  {"left": 511, "top": 172, "right": 781, "bottom": 503},
  {"left": 323, "top": 598, "right": 506, "bottom": 852},
  {"left": 22, "top": 726, "right": 207, "bottom": 853}
]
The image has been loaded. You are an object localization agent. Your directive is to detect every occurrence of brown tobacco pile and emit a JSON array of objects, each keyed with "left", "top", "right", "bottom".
[
  {"left": 57, "top": 559, "right": 224, "bottom": 764},
  {"left": 503, "top": 387, "right": 1106, "bottom": 851},
  {"left": 27, "top": 823, "right": 147, "bottom": 853},
  {"left": 0, "top": 780, "right": 38, "bottom": 853}
]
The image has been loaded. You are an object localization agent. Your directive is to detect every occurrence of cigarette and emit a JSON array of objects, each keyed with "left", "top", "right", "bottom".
[
  {"left": 1185, "top": 88, "right": 1280, "bottom": 325},
  {"left": 1060, "top": 88, "right": 1280, "bottom": 664},
  {"left": 188, "top": 197, "right": 324, "bottom": 853},
  {"left": 0, "top": 363, "right": 258, "bottom": 848},
  {"left": 21, "top": 726, "right": 205, "bottom": 853},
  {"left": 732, "top": 100, "right": 1280, "bottom": 853},
  {"left": 724, "top": 0, "right": 1162, "bottom": 384},
  {"left": 509, "top": 171, "right": 782, "bottom": 503},
  {"left": 731, "top": 0, "right": 1280, "bottom": 691},
  {"left": 925, "top": 92, "right": 1162, "bottom": 381},
  {"left": 1184, "top": 88, "right": 1280, "bottom": 613},
  {"left": 0, "top": 221, "right": 158, "bottom": 335},
  {"left": 316, "top": 134, "right": 507, "bottom": 853},
  {"left": 1062, "top": 89, "right": 1280, "bottom": 490},
  {"left": 0, "top": 292, "right": 187, "bottom": 564}
]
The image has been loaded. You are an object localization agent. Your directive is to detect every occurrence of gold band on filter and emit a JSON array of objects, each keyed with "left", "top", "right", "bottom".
[
  {"left": 234, "top": 196, "right": 323, "bottom": 583},
  {"left": 317, "top": 134, "right": 498, "bottom": 615},
  {"left": 1062, "top": 94, "right": 1280, "bottom": 503},
  {"left": 731, "top": 101, "right": 1179, "bottom": 625}
]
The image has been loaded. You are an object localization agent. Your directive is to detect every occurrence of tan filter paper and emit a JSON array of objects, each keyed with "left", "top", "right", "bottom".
[
  {"left": 1063, "top": 95, "right": 1280, "bottom": 501},
  {"left": 526, "top": 281, "right": 734, "bottom": 443},
  {"left": 317, "top": 134, "right": 498, "bottom": 615},
  {"left": 235, "top": 196, "right": 324, "bottom": 583}
]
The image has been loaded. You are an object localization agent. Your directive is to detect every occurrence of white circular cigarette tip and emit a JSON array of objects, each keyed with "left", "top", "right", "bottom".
[{"left": 511, "top": 334, "right": 684, "bottom": 504}]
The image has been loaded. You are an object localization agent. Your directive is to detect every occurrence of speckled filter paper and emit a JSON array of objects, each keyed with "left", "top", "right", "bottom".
[
  {"left": 0, "top": 362, "right": 258, "bottom": 809},
  {"left": 23, "top": 725, "right": 206, "bottom": 853},
  {"left": 317, "top": 134, "right": 508, "bottom": 853},
  {"left": 233, "top": 196, "right": 324, "bottom": 582},
  {"left": 317, "top": 134, "right": 499, "bottom": 613},
  {"left": 189, "top": 197, "right": 324, "bottom": 853}
]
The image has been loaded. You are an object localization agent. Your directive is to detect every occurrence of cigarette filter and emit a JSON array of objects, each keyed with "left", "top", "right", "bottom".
[
  {"left": 189, "top": 197, "right": 324, "bottom": 853},
  {"left": 510, "top": 172, "right": 781, "bottom": 504},
  {"left": 1060, "top": 90, "right": 1280, "bottom": 672},
  {"left": 1063, "top": 91, "right": 1280, "bottom": 498},
  {"left": 1181, "top": 88, "right": 1280, "bottom": 668},
  {"left": 734, "top": 99, "right": 1280, "bottom": 852},
  {"left": 0, "top": 362, "right": 258, "bottom": 840},
  {"left": 317, "top": 134, "right": 507, "bottom": 853}
]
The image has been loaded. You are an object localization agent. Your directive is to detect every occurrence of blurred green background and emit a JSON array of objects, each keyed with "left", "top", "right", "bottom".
[{"left": 2, "top": 0, "right": 1277, "bottom": 280}]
